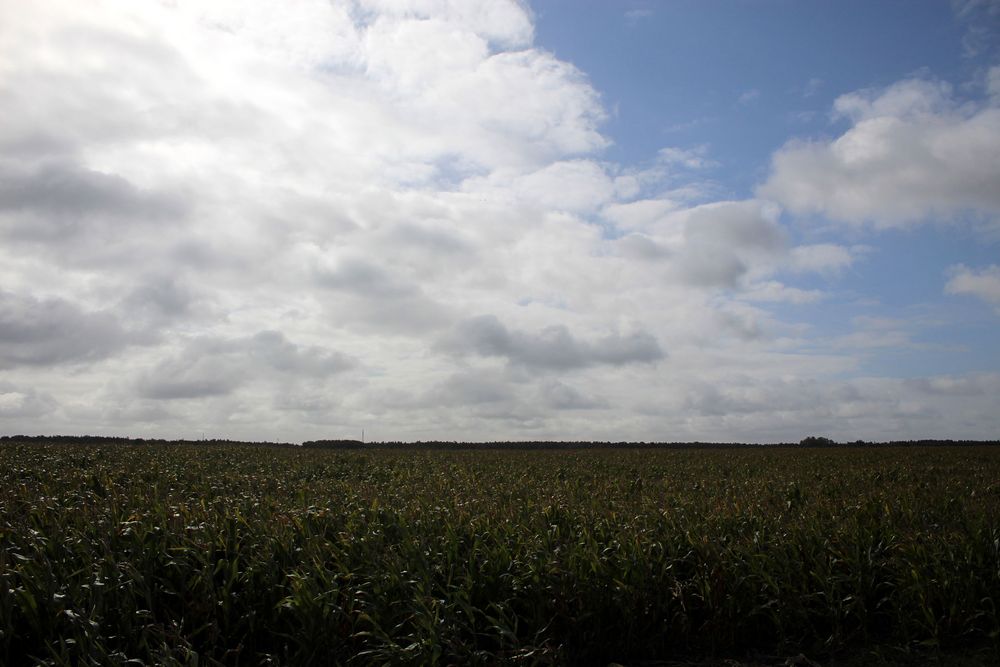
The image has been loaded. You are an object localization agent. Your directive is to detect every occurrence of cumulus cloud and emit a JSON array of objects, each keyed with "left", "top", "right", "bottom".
[
  {"left": 424, "top": 370, "right": 518, "bottom": 408},
  {"left": 464, "top": 160, "right": 616, "bottom": 213},
  {"left": 946, "top": 264, "right": 1000, "bottom": 311},
  {"left": 0, "top": 291, "right": 145, "bottom": 368},
  {"left": 0, "top": 161, "right": 185, "bottom": 224},
  {"left": 121, "top": 276, "right": 205, "bottom": 326},
  {"left": 539, "top": 380, "right": 609, "bottom": 410},
  {"left": 0, "top": 0, "right": 994, "bottom": 441},
  {"left": 136, "top": 331, "right": 356, "bottom": 400},
  {"left": 603, "top": 198, "right": 679, "bottom": 231},
  {"left": 615, "top": 233, "right": 671, "bottom": 261},
  {"left": 759, "top": 77, "right": 1000, "bottom": 227},
  {"left": 0, "top": 382, "right": 58, "bottom": 419},
  {"left": 316, "top": 257, "right": 420, "bottom": 299},
  {"left": 314, "top": 255, "right": 454, "bottom": 333},
  {"left": 439, "top": 315, "right": 665, "bottom": 371},
  {"left": 669, "top": 200, "right": 785, "bottom": 288},
  {"left": 608, "top": 199, "right": 792, "bottom": 293}
]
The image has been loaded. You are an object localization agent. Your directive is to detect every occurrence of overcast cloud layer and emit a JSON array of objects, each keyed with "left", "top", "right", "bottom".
[{"left": 1, "top": 0, "right": 999, "bottom": 442}]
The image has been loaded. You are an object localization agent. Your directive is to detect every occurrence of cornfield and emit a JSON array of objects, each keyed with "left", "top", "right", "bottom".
[{"left": 1, "top": 442, "right": 998, "bottom": 665}]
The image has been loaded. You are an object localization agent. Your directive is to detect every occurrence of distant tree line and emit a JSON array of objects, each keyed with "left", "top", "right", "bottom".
[
  {"left": 0, "top": 435, "right": 298, "bottom": 448},
  {"left": 301, "top": 439, "right": 365, "bottom": 449},
  {"left": 2, "top": 434, "right": 997, "bottom": 449},
  {"left": 333, "top": 438, "right": 1000, "bottom": 450}
]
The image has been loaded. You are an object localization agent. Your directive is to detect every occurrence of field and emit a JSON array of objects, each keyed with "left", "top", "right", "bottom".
[{"left": 1, "top": 442, "right": 998, "bottom": 665}]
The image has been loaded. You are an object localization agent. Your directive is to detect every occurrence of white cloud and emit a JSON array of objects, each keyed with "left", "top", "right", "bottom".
[
  {"left": 0, "top": 290, "right": 150, "bottom": 368},
  {"left": 656, "top": 145, "right": 717, "bottom": 170},
  {"left": 463, "top": 160, "right": 616, "bottom": 213},
  {"left": 0, "top": 1, "right": 995, "bottom": 441},
  {"left": 625, "top": 9, "right": 653, "bottom": 23},
  {"left": 663, "top": 200, "right": 786, "bottom": 288},
  {"left": 946, "top": 264, "right": 1000, "bottom": 311},
  {"left": 988, "top": 64, "right": 1000, "bottom": 102},
  {"left": 0, "top": 382, "right": 57, "bottom": 419},
  {"left": 674, "top": 371, "right": 1000, "bottom": 441},
  {"left": 759, "top": 77, "right": 1000, "bottom": 227},
  {"left": 359, "top": 0, "right": 535, "bottom": 49},
  {"left": 787, "top": 244, "right": 855, "bottom": 274},
  {"left": 135, "top": 331, "right": 357, "bottom": 400},
  {"left": 437, "top": 314, "right": 665, "bottom": 372},
  {"left": 602, "top": 198, "right": 678, "bottom": 231},
  {"left": 905, "top": 371, "right": 1000, "bottom": 395}
]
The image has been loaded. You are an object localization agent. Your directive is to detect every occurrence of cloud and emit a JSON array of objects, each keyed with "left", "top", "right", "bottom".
[
  {"left": 603, "top": 199, "right": 678, "bottom": 231},
  {"left": 656, "top": 146, "right": 717, "bottom": 170},
  {"left": 905, "top": 372, "right": 1000, "bottom": 395},
  {"left": 667, "top": 368, "right": 1000, "bottom": 442},
  {"left": 137, "top": 359, "right": 241, "bottom": 400},
  {"left": 951, "top": 0, "right": 1000, "bottom": 57},
  {"left": 0, "top": 160, "right": 188, "bottom": 241},
  {"left": 120, "top": 276, "right": 211, "bottom": 327},
  {"left": 0, "top": 291, "right": 145, "bottom": 368},
  {"left": 737, "top": 89, "right": 761, "bottom": 106},
  {"left": 625, "top": 9, "right": 653, "bottom": 23},
  {"left": 539, "top": 380, "right": 608, "bottom": 410},
  {"left": 316, "top": 257, "right": 420, "bottom": 299},
  {"left": 0, "top": 382, "right": 58, "bottom": 419},
  {"left": 314, "top": 255, "right": 454, "bottom": 333},
  {"left": 615, "top": 233, "right": 671, "bottom": 261},
  {"left": 759, "top": 77, "right": 1000, "bottom": 227},
  {"left": 0, "top": 161, "right": 179, "bottom": 218},
  {"left": 803, "top": 77, "right": 823, "bottom": 98},
  {"left": 945, "top": 264, "right": 1000, "bottom": 311},
  {"left": 425, "top": 370, "right": 517, "bottom": 407},
  {"left": 610, "top": 200, "right": 850, "bottom": 302},
  {"left": 831, "top": 330, "right": 913, "bottom": 350},
  {"left": 463, "top": 159, "right": 616, "bottom": 213},
  {"left": 669, "top": 200, "right": 785, "bottom": 288},
  {"left": 379, "top": 371, "right": 609, "bottom": 431},
  {"left": 358, "top": 19, "right": 608, "bottom": 170},
  {"left": 136, "top": 331, "right": 357, "bottom": 400},
  {"left": 740, "top": 281, "right": 823, "bottom": 304},
  {"left": 987, "top": 65, "right": 1000, "bottom": 100},
  {"left": 0, "top": 1, "right": 995, "bottom": 441},
  {"left": 787, "top": 244, "right": 855, "bottom": 274},
  {"left": 360, "top": 0, "right": 535, "bottom": 49},
  {"left": 439, "top": 315, "right": 665, "bottom": 371}
]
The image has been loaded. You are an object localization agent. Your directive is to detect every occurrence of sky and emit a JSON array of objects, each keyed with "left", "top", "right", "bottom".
[{"left": 1, "top": 0, "right": 999, "bottom": 443}]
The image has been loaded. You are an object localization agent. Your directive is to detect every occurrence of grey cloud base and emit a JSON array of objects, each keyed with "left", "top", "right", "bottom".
[
  {"left": 136, "top": 332, "right": 357, "bottom": 401},
  {"left": 439, "top": 315, "right": 665, "bottom": 371},
  {"left": 0, "top": 291, "right": 148, "bottom": 369}
]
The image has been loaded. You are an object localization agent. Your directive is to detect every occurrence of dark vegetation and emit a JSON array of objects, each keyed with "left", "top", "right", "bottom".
[
  {"left": 1, "top": 439, "right": 998, "bottom": 665},
  {"left": 5, "top": 434, "right": 998, "bottom": 449}
]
